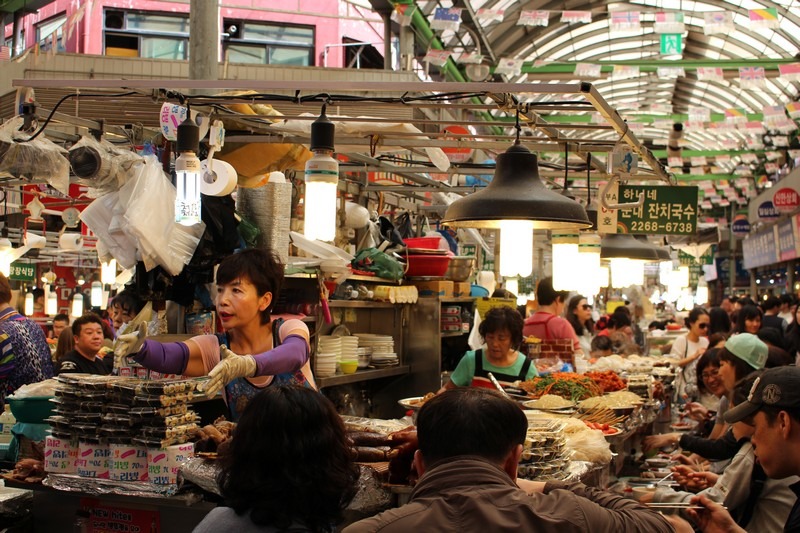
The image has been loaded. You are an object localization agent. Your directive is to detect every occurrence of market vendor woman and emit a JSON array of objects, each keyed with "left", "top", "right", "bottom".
[
  {"left": 115, "top": 248, "right": 315, "bottom": 420},
  {"left": 441, "top": 306, "right": 537, "bottom": 391}
]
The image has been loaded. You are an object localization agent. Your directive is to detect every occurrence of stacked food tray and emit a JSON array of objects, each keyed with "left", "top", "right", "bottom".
[
  {"left": 517, "top": 418, "right": 570, "bottom": 481},
  {"left": 626, "top": 374, "right": 653, "bottom": 400},
  {"left": 45, "top": 374, "right": 203, "bottom": 484}
]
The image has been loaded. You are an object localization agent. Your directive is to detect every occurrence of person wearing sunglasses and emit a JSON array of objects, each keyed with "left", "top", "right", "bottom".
[
  {"left": 565, "top": 295, "right": 594, "bottom": 356},
  {"left": 669, "top": 307, "right": 710, "bottom": 404}
]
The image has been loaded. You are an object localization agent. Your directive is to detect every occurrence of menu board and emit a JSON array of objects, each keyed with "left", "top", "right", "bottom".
[{"left": 598, "top": 184, "right": 698, "bottom": 235}]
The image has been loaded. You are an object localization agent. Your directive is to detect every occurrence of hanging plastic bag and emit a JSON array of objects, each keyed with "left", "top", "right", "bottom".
[
  {"left": 393, "top": 212, "right": 414, "bottom": 240},
  {"left": 351, "top": 248, "right": 404, "bottom": 281}
]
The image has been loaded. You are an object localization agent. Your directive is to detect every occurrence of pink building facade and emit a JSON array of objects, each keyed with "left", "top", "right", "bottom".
[{"left": 3, "top": 0, "right": 384, "bottom": 68}]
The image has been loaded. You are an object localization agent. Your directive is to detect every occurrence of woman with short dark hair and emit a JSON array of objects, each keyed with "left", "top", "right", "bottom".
[
  {"left": 735, "top": 305, "right": 762, "bottom": 334},
  {"left": 442, "top": 306, "right": 537, "bottom": 391},
  {"left": 115, "top": 248, "right": 315, "bottom": 420},
  {"left": 193, "top": 385, "right": 359, "bottom": 532}
]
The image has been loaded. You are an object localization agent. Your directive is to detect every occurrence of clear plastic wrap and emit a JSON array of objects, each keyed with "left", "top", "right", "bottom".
[
  {"left": 43, "top": 472, "right": 179, "bottom": 497},
  {"left": 79, "top": 191, "right": 139, "bottom": 269},
  {"left": 68, "top": 135, "right": 142, "bottom": 195},
  {"left": 123, "top": 156, "right": 205, "bottom": 275},
  {"left": 0, "top": 117, "right": 70, "bottom": 194}
]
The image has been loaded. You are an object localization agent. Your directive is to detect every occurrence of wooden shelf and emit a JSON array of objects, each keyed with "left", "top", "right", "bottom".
[
  {"left": 316, "top": 365, "right": 410, "bottom": 388},
  {"left": 440, "top": 297, "right": 475, "bottom": 304},
  {"left": 441, "top": 331, "right": 467, "bottom": 337},
  {"left": 328, "top": 300, "right": 398, "bottom": 308}
]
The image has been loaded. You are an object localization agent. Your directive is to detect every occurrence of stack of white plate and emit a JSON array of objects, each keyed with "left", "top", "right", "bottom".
[
  {"left": 318, "top": 336, "right": 342, "bottom": 359},
  {"left": 339, "top": 336, "right": 360, "bottom": 360},
  {"left": 354, "top": 334, "right": 398, "bottom": 367},
  {"left": 314, "top": 353, "right": 338, "bottom": 377},
  {"left": 316, "top": 336, "right": 342, "bottom": 377}
]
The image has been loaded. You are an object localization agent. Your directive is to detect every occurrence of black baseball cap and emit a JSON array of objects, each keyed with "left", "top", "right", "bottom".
[{"left": 724, "top": 366, "right": 800, "bottom": 424}]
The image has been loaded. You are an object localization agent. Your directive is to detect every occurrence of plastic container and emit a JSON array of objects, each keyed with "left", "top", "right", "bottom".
[
  {"left": 404, "top": 254, "right": 451, "bottom": 277},
  {"left": 338, "top": 360, "right": 358, "bottom": 374},
  {"left": 403, "top": 236, "right": 441, "bottom": 250},
  {"left": 6, "top": 396, "right": 55, "bottom": 424},
  {"left": 0, "top": 405, "right": 15, "bottom": 445}
]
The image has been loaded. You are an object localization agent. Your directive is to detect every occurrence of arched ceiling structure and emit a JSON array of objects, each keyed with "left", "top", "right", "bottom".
[{"left": 397, "top": 0, "right": 800, "bottom": 202}]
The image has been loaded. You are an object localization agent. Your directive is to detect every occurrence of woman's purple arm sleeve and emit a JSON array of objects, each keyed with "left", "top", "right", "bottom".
[
  {"left": 252, "top": 335, "right": 309, "bottom": 377},
  {"left": 132, "top": 340, "right": 190, "bottom": 375}
]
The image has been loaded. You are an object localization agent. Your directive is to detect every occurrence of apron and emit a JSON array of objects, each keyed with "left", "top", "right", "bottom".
[
  {"left": 470, "top": 349, "right": 532, "bottom": 389},
  {"left": 219, "top": 318, "right": 315, "bottom": 421}
]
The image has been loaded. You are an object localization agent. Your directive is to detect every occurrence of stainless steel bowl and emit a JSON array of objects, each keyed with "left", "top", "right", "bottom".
[{"left": 446, "top": 256, "right": 475, "bottom": 282}]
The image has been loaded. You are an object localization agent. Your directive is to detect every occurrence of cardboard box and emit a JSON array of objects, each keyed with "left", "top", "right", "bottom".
[
  {"left": 453, "top": 282, "right": 471, "bottom": 297},
  {"left": 413, "top": 281, "right": 453, "bottom": 298}
]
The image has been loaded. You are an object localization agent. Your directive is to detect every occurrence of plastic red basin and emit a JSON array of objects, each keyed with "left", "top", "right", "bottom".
[
  {"left": 405, "top": 255, "right": 451, "bottom": 277},
  {"left": 403, "top": 237, "right": 442, "bottom": 250}
]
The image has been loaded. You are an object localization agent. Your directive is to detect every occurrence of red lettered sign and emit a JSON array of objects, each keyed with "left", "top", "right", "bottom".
[{"left": 772, "top": 187, "right": 800, "bottom": 213}]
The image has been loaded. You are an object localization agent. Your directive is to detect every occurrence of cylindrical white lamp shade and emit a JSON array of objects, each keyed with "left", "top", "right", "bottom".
[
  {"left": 695, "top": 284, "right": 709, "bottom": 306},
  {"left": 24, "top": 292, "right": 34, "bottom": 316},
  {"left": 578, "top": 233, "right": 601, "bottom": 295},
  {"left": 71, "top": 292, "right": 83, "bottom": 318},
  {"left": 677, "top": 266, "right": 690, "bottom": 287},
  {"left": 504, "top": 278, "right": 519, "bottom": 297},
  {"left": 598, "top": 266, "right": 610, "bottom": 290},
  {"left": 46, "top": 289, "right": 58, "bottom": 316},
  {"left": 499, "top": 220, "right": 533, "bottom": 277},
  {"left": 0, "top": 252, "right": 11, "bottom": 278},
  {"left": 610, "top": 258, "right": 645, "bottom": 288},
  {"left": 659, "top": 261, "right": 673, "bottom": 286},
  {"left": 552, "top": 232, "right": 579, "bottom": 291},
  {"left": 304, "top": 152, "right": 339, "bottom": 242},
  {"left": 90, "top": 281, "right": 103, "bottom": 308},
  {"left": 101, "top": 260, "right": 117, "bottom": 285},
  {"left": 175, "top": 152, "right": 203, "bottom": 226}
]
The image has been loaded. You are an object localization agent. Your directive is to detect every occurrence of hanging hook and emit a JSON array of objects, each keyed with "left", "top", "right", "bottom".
[{"left": 599, "top": 174, "right": 644, "bottom": 210}]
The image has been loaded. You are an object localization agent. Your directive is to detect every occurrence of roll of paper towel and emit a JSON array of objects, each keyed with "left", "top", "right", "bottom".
[
  {"left": 201, "top": 159, "right": 238, "bottom": 197},
  {"left": 59, "top": 233, "right": 83, "bottom": 250}
]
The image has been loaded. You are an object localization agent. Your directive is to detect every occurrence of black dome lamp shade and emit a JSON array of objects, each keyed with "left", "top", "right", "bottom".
[
  {"left": 600, "top": 233, "right": 661, "bottom": 261},
  {"left": 442, "top": 116, "right": 591, "bottom": 230}
]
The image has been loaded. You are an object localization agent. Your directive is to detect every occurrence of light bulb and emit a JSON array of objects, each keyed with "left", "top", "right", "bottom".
[
  {"left": 71, "top": 292, "right": 83, "bottom": 318},
  {"left": 24, "top": 292, "right": 34, "bottom": 316},
  {"left": 76, "top": 274, "right": 85, "bottom": 286},
  {"left": 0, "top": 252, "right": 10, "bottom": 277},
  {"left": 304, "top": 152, "right": 338, "bottom": 241},
  {"left": 610, "top": 258, "right": 645, "bottom": 288},
  {"left": 499, "top": 220, "right": 533, "bottom": 277},
  {"left": 552, "top": 232, "right": 579, "bottom": 291},
  {"left": 90, "top": 281, "right": 102, "bottom": 308},
  {"left": 659, "top": 261, "right": 673, "bottom": 286},
  {"left": 46, "top": 289, "right": 58, "bottom": 316},
  {"left": 101, "top": 260, "right": 117, "bottom": 285},
  {"left": 175, "top": 151, "right": 203, "bottom": 226}
]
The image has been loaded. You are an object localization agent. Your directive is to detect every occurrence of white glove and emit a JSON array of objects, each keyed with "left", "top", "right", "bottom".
[
  {"left": 202, "top": 345, "right": 257, "bottom": 397},
  {"left": 113, "top": 323, "right": 147, "bottom": 369}
]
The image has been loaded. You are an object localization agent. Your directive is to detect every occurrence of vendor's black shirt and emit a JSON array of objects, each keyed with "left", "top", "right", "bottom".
[
  {"left": 57, "top": 350, "right": 110, "bottom": 375},
  {"left": 786, "top": 481, "right": 800, "bottom": 532}
]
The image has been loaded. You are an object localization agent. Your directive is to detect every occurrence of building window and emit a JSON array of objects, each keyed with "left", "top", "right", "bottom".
[
  {"left": 103, "top": 10, "right": 189, "bottom": 59},
  {"left": 223, "top": 19, "right": 313, "bottom": 66},
  {"left": 37, "top": 14, "right": 66, "bottom": 53}
]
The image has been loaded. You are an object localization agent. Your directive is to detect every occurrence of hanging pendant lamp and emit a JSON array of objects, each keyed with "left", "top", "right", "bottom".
[
  {"left": 600, "top": 234, "right": 661, "bottom": 261},
  {"left": 442, "top": 114, "right": 591, "bottom": 230},
  {"left": 601, "top": 234, "right": 660, "bottom": 288}
]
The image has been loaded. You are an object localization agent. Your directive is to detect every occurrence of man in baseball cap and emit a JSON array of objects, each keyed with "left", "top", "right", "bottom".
[{"left": 691, "top": 366, "right": 800, "bottom": 532}]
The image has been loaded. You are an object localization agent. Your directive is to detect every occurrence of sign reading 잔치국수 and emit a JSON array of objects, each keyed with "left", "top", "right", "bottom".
[
  {"left": 9, "top": 262, "right": 35, "bottom": 281},
  {"left": 598, "top": 183, "right": 698, "bottom": 235}
]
